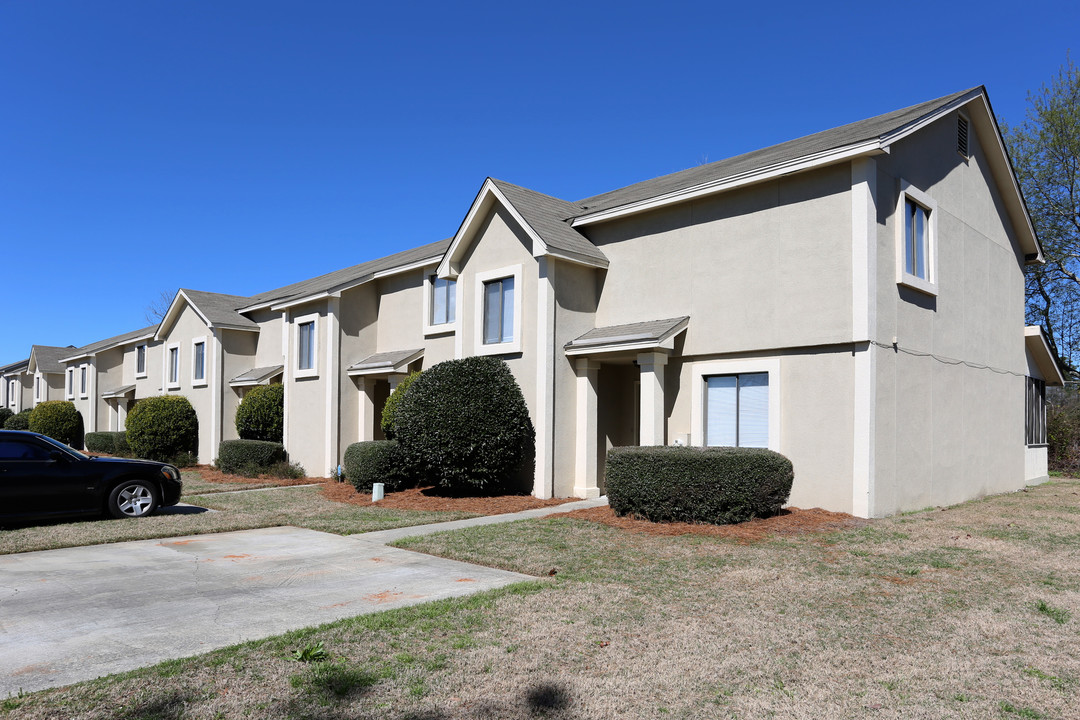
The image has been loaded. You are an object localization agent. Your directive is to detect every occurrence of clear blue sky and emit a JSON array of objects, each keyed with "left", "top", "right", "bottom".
[{"left": 1, "top": 0, "right": 1076, "bottom": 363}]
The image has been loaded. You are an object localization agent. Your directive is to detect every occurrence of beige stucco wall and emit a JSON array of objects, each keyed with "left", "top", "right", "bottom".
[
  {"left": 221, "top": 329, "right": 258, "bottom": 444},
  {"left": 127, "top": 340, "right": 164, "bottom": 400},
  {"left": 283, "top": 302, "right": 330, "bottom": 476},
  {"left": 160, "top": 304, "right": 218, "bottom": 462},
  {"left": 582, "top": 164, "right": 855, "bottom": 354},
  {"left": 870, "top": 111, "right": 1029, "bottom": 516},
  {"left": 93, "top": 347, "right": 125, "bottom": 432}
]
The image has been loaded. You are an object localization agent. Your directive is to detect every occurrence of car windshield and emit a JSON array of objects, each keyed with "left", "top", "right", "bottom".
[{"left": 37, "top": 434, "right": 91, "bottom": 461}]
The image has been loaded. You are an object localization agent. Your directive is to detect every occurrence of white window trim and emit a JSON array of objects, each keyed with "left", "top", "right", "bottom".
[
  {"left": 473, "top": 264, "right": 523, "bottom": 356},
  {"left": 79, "top": 363, "right": 89, "bottom": 399},
  {"left": 294, "top": 312, "right": 320, "bottom": 379},
  {"left": 166, "top": 343, "right": 181, "bottom": 390},
  {"left": 690, "top": 358, "right": 781, "bottom": 451},
  {"left": 896, "top": 180, "right": 939, "bottom": 297},
  {"left": 34, "top": 373, "right": 43, "bottom": 404},
  {"left": 66, "top": 368, "right": 75, "bottom": 400},
  {"left": 422, "top": 268, "right": 461, "bottom": 337},
  {"left": 191, "top": 336, "right": 208, "bottom": 387},
  {"left": 135, "top": 344, "right": 148, "bottom": 379}
]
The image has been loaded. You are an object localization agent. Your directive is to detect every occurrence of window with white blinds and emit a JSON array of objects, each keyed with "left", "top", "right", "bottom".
[{"left": 706, "top": 372, "right": 769, "bottom": 448}]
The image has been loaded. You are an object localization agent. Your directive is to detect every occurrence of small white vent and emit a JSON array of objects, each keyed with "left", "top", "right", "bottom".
[{"left": 957, "top": 115, "right": 970, "bottom": 157}]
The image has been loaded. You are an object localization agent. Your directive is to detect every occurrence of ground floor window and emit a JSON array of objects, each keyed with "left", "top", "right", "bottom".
[
  {"left": 1026, "top": 376, "right": 1046, "bottom": 446},
  {"left": 706, "top": 372, "right": 769, "bottom": 448}
]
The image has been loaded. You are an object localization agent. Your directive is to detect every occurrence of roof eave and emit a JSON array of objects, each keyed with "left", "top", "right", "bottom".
[{"left": 1025, "top": 326, "right": 1065, "bottom": 386}]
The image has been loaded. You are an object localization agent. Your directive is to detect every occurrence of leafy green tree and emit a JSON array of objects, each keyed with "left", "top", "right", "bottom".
[{"left": 1005, "top": 56, "right": 1080, "bottom": 374}]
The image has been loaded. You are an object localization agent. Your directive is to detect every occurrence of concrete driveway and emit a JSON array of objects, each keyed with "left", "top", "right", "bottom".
[{"left": 0, "top": 525, "right": 535, "bottom": 696}]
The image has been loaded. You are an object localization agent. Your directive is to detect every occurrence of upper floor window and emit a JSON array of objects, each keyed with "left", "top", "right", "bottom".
[
  {"left": 191, "top": 338, "right": 207, "bottom": 386},
  {"left": 896, "top": 181, "right": 938, "bottom": 296},
  {"left": 66, "top": 368, "right": 74, "bottom": 399},
  {"left": 431, "top": 276, "right": 456, "bottom": 326},
  {"left": 705, "top": 373, "right": 769, "bottom": 448},
  {"left": 483, "top": 277, "right": 515, "bottom": 344},
  {"left": 135, "top": 344, "right": 147, "bottom": 377},
  {"left": 167, "top": 344, "right": 180, "bottom": 388},
  {"left": 34, "top": 376, "right": 42, "bottom": 402},
  {"left": 295, "top": 313, "right": 319, "bottom": 378},
  {"left": 1026, "top": 377, "right": 1047, "bottom": 446},
  {"left": 8, "top": 380, "right": 15, "bottom": 408},
  {"left": 79, "top": 365, "right": 88, "bottom": 398}
]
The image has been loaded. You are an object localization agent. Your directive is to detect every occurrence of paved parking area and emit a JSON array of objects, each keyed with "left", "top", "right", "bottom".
[{"left": 0, "top": 525, "right": 534, "bottom": 695}]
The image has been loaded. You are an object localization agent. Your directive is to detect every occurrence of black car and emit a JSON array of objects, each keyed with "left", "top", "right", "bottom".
[{"left": 0, "top": 430, "right": 183, "bottom": 521}]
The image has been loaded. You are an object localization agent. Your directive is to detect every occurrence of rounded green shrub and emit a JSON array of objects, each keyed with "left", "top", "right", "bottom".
[
  {"left": 84, "top": 431, "right": 130, "bottom": 456},
  {"left": 235, "top": 383, "right": 284, "bottom": 443},
  {"left": 0, "top": 407, "right": 13, "bottom": 427},
  {"left": 217, "top": 439, "right": 285, "bottom": 475},
  {"left": 28, "top": 401, "right": 84, "bottom": 448},
  {"left": 125, "top": 395, "right": 199, "bottom": 462},
  {"left": 394, "top": 356, "right": 535, "bottom": 493},
  {"left": 343, "top": 440, "right": 412, "bottom": 492},
  {"left": 4, "top": 409, "right": 32, "bottom": 430},
  {"left": 606, "top": 446, "right": 795, "bottom": 525},
  {"left": 380, "top": 371, "right": 419, "bottom": 440}
]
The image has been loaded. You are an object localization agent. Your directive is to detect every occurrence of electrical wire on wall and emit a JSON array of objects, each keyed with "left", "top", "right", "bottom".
[{"left": 868, "top": 339, "right": 1029, "bottom": 379}]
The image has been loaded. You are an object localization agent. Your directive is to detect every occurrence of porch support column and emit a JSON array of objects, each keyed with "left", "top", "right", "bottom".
[
  {"left": 637, "top": 351, "right": 668, "bottom": 446},
  {"left": 574, "top": 358, "right": 601, "bottom": 499},
  {"left": 356, "top": 378, "right": 376, "bottom": 442}
]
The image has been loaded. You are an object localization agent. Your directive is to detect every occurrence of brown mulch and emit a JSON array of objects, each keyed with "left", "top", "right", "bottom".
[
  {"left": 320, "top": 482, "right": 576, "bottom": 515},
  {"left": 546, "top": 505, "right": 869, "bottom": 544},
  {"left": 190, "top": 465, "right": 327, "bottom": 487}
]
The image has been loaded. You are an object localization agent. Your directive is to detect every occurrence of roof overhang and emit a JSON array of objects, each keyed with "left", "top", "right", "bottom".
[
  {"left": 346, "top": 348, "right": 424, "bottom": 377},
  {"left": 101, "top": 385, "right": 136, "bottom": 399},
  {"left": 155, "top": 290, "right": 259, "bottom": 340},
  {"left": 229, "top": 365, "right": 284, "bottom": 388},
  {"left": 437, "top": 179, "right": 607, "bottom": 279},
  {"left": 568, "top": 88, "right": 1043, "bottom": 264},
  {"left": 1025, "top": 326, "right": 1065, "bottom": 386},
  {"left": 565, "top": 317, "right": 689, "bottom": 357},
  {"left": 61, "top": 332, "right": 155, "bottom": 364}
]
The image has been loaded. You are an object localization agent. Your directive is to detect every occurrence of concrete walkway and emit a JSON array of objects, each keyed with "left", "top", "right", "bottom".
[{"left": 0, "top": 496, "right": 607, "bottom": 696}]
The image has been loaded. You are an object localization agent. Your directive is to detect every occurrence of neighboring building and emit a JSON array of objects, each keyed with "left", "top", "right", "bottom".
[
  {"left": 26, "top": 345, "right": 76, "bottom": 408},
  {"left": 1, "top": 359, "right": 30, "bottom": 413},
  {"left": 60, "top": 326, "right": 158, "bottom": 434}
]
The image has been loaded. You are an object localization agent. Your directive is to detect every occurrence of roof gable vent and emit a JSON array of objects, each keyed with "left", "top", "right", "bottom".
[{"left": 957, "top": 114, "right": 970, "bottom": 157}]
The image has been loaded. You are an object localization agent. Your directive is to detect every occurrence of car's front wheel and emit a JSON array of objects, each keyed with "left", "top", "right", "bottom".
[{"left": 107, "top": 480, "right": 159, "bottom": 519}]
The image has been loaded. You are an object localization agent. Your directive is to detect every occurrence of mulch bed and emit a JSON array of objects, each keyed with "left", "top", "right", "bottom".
[
  {"left": 189, "top": 465, "right": 326, "bottom": 487},
  {"left": 547, "top": 505, "right": 869, "bottom": 543},
  {"left": 320, "top": 482, "right": 576, "bottom": 515}
]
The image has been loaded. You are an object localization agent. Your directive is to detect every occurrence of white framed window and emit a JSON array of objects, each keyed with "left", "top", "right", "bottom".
[
  {"left": 7, "top": 380, "right": 15, "bottom": 409},
  {"left": 423, "top": 272, "right": 459, "bottom": 336},
  {"left": 66, "top": 368, "right": 75, "bottom": 400},
  {"left": 34, "top": 374, "right": 42, "bottom": 403},
  {"left": 690, "top": 358, "right": 781, "bottom": 451},
  {"left": 79, "top": 364, "right": 88, "bottom": 399},
  {"left": 1026, "top": 377, "right": 1047, "bottom": 446},
  {"left": 167, "top": 343, "right": 181, "bottom": 389},
  {"left": 896, "top": 180, "right": 938, "bottom": 296},
  {"left": 135, "top": 344, "right": 147, "bottom": 378},
  {"left": 473, "top": 264, "right": 523, "bottom": 355},
  {"left": 191, "top": 337, "right": 207, "bottom": 387},
  {"left": 295, "top": 312, "right": 319, "bottom": 378}
]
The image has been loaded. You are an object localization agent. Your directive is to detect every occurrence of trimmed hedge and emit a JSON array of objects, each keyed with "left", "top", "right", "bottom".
[
  {"left": 28, "top": 400, "right": 84, "bottom": 448},
  {"left": 343, "top": 440, "right": 412, "bottom": 492},
  {"left": 4, "top": 409, "right": 31, "bottom": 430},
  {"left": 235, "top": 383, "right": 284, "bottom": 443},
  {"left": 394, "top": 356, "right": 534, "bottom": 493},
  {"left": 0, "top": 407, "right": 13, "bottom": 427},
  {"left": 606, "top": 445, "right": 794, "bottom": 525},
  {"left": 380, "top": 371, "right": 419, "bottom": 440},
  {"left": 84, "top": 431, "right": 130, "bottom": 456},
  {"left": 126, "top": 395, "right": 199, "bottom": 462},
  {"left": 217, "top": 439, "right": 286, "bottom": 475}
]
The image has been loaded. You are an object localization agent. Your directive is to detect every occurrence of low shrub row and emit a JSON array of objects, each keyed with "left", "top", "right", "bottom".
[
  {"left": 217, "top": 439, "right": 286, "bottom": 474},
  {"left": 343, "top": 440, "right": 411, "bottom": 492},
  {"left": 606, "top": 445, "right": 794, "bottom": 525},
  {"left": 84, "top": 431, "right": 130, "bottom": 456},
  {"left": 3, "top": 409, "right": 31, "bottom": 430}
]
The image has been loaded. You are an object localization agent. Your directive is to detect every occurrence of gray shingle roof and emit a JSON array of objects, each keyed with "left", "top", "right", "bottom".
[
  {"left": 243, "top": 238, "right": 452, "bottom": 309},
  {"left": 346, "top": 349, "right": 424, "bottom": 374},
  {"left": 229, "top": 365, "right": 284, "bottom": 385},
  {"left": 572, "top": 88, "right": 978, "bottom": 217},
  {"left": 64, "top": 325, "right": 157, "bottom": 361},
  {"left": 488, "top": 179, "right": 608, "bottom": 266},
  {"left": 101, "top": 385, "right": 136, "bottom": 399},
  {"left": 181, "top": 289, "right": 259, "bottom": 330},
  {"left": 30, "top": 345, "right": 77, "bottom": 374},
  {"left": 565, "top": 317, "right": 690, "bottom": 350},
  {"left": 0, "top": 358, "right": 28, "bottom": 375}
]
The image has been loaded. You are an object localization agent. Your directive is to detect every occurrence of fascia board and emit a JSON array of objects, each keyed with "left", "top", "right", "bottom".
[
  {"left": 545, "top": 247, "right": 610, "bottom": 270},
  {"left": 61, "top": 332, "right": 157, "bottom": 364},
  {"left": 1025, "top": 326, "right": 1065, "bottom": 386},
  {"left": 570, "top": 140, "right": 883, "bottom": 228},
  {"left": 565, "top": 339, "right": 664, "bottom": 357},
  {"left": 370, "top": 257, "right": 442, "bottom": 280},
  {"left": 347, "top": 349, "right": 425, "bottom": 376},
  {"left": 209, "top": 323, "right": 260, "bottom": 333},
  {"left": 59, "top": 352, "right": 93, "bottom": 364},
  {"left": 270, "top": 292, "right": 334, "bottom": 312}
]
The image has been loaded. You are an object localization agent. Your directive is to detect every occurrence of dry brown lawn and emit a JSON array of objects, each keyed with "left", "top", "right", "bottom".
[{"left": 5, "top": 480, "right": 1080, "bottom": 719}]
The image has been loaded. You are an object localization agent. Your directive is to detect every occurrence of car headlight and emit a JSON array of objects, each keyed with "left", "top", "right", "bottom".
[{"left": 161, "top": 466, "right": 181, "bottom": 482}]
